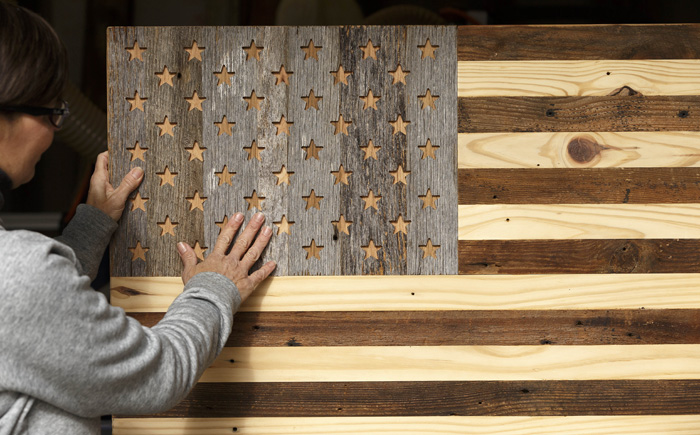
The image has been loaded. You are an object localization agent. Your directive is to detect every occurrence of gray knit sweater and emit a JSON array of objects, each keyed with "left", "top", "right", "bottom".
[{"left": 0, "top": 200, "right": 241, "bottom": 434}]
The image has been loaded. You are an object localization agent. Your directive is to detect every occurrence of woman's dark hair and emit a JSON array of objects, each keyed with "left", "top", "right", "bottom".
[{"left": 0, "top": 1, "right": 68, "bottom": 107}]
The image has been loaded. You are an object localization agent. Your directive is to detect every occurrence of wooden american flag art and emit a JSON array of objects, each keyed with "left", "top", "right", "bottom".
[{"left": 109, "top": 25, "right": 700, "bottom": 434}]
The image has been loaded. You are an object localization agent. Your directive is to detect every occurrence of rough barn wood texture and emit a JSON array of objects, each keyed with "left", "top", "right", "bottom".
[{"left": 109, "top": 24, "right": 700, "bottom": 434}]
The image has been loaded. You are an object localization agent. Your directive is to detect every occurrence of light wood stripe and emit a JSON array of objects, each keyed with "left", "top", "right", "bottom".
[{"left": 457, "top": 60, "right": 700, "bottom": 97}]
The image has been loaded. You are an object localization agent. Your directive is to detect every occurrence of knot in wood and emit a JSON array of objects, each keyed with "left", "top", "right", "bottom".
[
  {"left": 608, "top": 242, "right": 641, "bottom": 273},
  {"left": 567, "top": 136, "right": 602, "bottom": 164}
]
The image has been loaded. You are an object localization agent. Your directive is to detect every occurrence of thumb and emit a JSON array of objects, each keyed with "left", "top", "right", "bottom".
[
  {"left": 178, "top": 242, "right": 198, "bottom": 284},
  {"left": 113, "top": 167, "right": 144, "bottom": 201}
]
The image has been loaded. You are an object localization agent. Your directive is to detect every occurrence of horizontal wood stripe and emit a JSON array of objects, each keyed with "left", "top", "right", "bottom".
[
  {"left": 457, "top": 24, "right": 700, "bottom": 61},
  {"left": 457, "top": 60, "right": 700, "bottom": 97},
  {"left": 458, "top": 204, "right": 700, "bottom": 240},
  {"left": 199, "top": 344, "right": 700, "bottom": 383},
  {"left": 457, "top": 132, "right": 700, "bottom": 168},
  {"left": 130, "top": 309, "right": 700, "bottom": 346},
  {"left": 457, "top": 96, "right": 700, "bottom": 133},
  {"left": 459, "top": 239, "right": 700, "bottom": 274},
  {"left": 111, "top": 274, "right": 700, "bottom": 312}
]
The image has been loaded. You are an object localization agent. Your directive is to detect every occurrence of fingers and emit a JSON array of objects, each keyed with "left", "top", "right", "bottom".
[
  {"left": 112, "top": 166, "right": 144, "bottom": 201},
  {"left": 230, "top": 212, "right": 265, "bottom": 260},
  {"left": 212, "top": 212, "right": 244, "bottom": 255},
  {"left": 247, "top": 260, "right": 277, "bottom": 288},
  {"left": 177, "top": 242, "right": 198, "bottom": 284},
  {"left": 240, "top": 225, "right": 272, "bottom": 268}
]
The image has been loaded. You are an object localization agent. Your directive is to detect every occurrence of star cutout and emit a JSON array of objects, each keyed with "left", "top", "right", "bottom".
[
  {"left": 418, "top": 38, "right": 438, "bottom": 59},
  {"left": 158, "top": 216, "right": 178, "bottom": 237},
  {"left": 156, "top": 166, "right": 177, "bottom": 187},
  {"left": 126, "top": 90, "right": 147, "bottom": 112},
  {"left": 303, "top": 189, "right": 323, "bottom": 210},
  {"left": 331, "top": 65, "right": 352, "bottom": 85},
  {"left": 155, "top": 66, "right": 176, "bottom": 86},
  {"left": 274, "top": 215, "right": 294, "bottom": 235},
  {"left": 193, "top": 241, "right": 207, "bottom": 261},
  {"left": 243, "top": 90, "right": 264, "bottom": 111},
  {"left": 303, "top": 239, "right": 324, "bottom": 260},
  {"left": 332, "top": 215, "right": 352, "bottom": 235},
  {"left": 391, "top": 215, "right": 410, "bottom": 235},
  {"left": 243, "top": 40, "right": 263, "bottom": 61},
  {"left": 389, "top": 64, "right": 409, "bottom": 85},
  {"left": 215, "top": 165, "right": 236, "bottom": 186},
  {"left": 214, "top": 115, "right": 235, "bottom": 136},
  {"left": 185, "top": 90, "right": 206, "bottom": 111},
  {"left": 419, "top": 138, "right": 439, "bottom": 159},
  {"left": 303, "top": 139, "right": 322, "bottom": 160},
  {"left": 274, "top": 165, "right": 294, "bottom": 185},
  {"left": 420, "top": 239, "right": 440, "bottom": 259},
  {"left": 361, "top": 190, "right": 381, "bottom": 211},
  {"left": 273, "top": 115, "right": 293, "bottom": 136},
  {"left": 362, "top": 240, "right": 381, "bottom": 260},
  {"left": 130, "top": 192, "right": 148, "bottom": 212},
  {"left": 187, "top": 191, "right": 207, "bottom": 211},
  {"left": 360, "top": 39, "right": 380, "bottom": 60},
  {"left": 301, "top": 89, "right": 322, "bottom": 110},
  {"left": 245, "top": 190, "right": 265, "bottom": 210},
  {"left": 331, "top": 164, "right": 352, "bottom": 185},
  {"left": 156, "top": 116, "right": 176, "bottom": 137},
  {"left": 128, "top": 141, "right": 147, "bottom": 162},
  {"left": 186, "top": 141, "right": 206, "bottom": 162},
  {"left": 214, "top": 65, "right": 235, "bottom": 86},
  {"left": 185, "top": 41, "right": 205, "bottom": 61},
  {"left": 390, "top": 165, "right": 410, "bottom": 185},
  {"left": 331, "top": 114, "right": 352, "bottom": 135},
  {"left": 126, "top": 41, "right": 146, "bottom": 61},
  {"left": 360, "top": 89, "right": 380, "bottom": 110},
  {"left": 389, "top": 114, "right": 410, "bottom": 135},
  {"left": 129, "top": 241, "right": 148, "bottom": 262},
  {"left": 418, "top": 89, "right": 439, "bottom": 110},
  {"left": 301, "top": 39, "right": 322, "bottom": 60},
  {"left": 215, "top": 215, "right": 229, "bottom": 233},
  {"left": 244, "top": 140, "right": 264, "bottom": 161},
  {"left": 361, "top": 139, "right": 380, "bottom": 160},
  {"left": 272, "top": 65, "right": 293, "bottom": 85},
  {"left": 419, "top": 188, "right": 439, "bottom": 209}
]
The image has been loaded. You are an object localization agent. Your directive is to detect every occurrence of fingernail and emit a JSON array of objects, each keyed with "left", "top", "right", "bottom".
[
  {"left": 130, "top": 167, "right": 144, "bottom": 179},
  {"left": 255, "top": 212, "right": 264, "bottom": 222},
  {"left": 262, "top": 226, "right": 271, "bottom": 236},
  {"left": 234, "top": 212, "right": 244, "bottom": 222},
  {"left": 177, "top": 242, "right": 187, "bottom": 254}
]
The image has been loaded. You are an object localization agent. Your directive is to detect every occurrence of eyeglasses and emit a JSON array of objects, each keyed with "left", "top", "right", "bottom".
[{"left": 0, "top": 100, "right": 70, "bottom": 129}]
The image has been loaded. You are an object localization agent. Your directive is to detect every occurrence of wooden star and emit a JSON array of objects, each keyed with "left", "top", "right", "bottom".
[
  {"left": 360, "top": 39, "right": 380, "bottom": 60},
  {"left": 418, "top": 38, "right": 438, "bottom": 59},
  {"left": 303, "top": 239, "right": 324, "bottom": 260},
  {"left": 301, "top": 39, "right": 322, "bottom": 60},
  {"left": 301, "top": 89, "right": 322, "bottom": 110},
  {"left": 243, "top": 90, "right": 264, "bottom": 111},
  {"left": 331, "top": 164, "right": 352, "bottom": 185},
  {"left": 389, "top": 114, "right": 410, "bottom": 135},
  {"left": 303, "top": 139, "right": 322, "bottom": 160},
  {"left": 156, "top": 116, "right": 176, "bottom": 137},
  {"left": 273, "top": 165, "right": 293, "bottom": 185},
  {"left": 214, "top": 65, "right": 235, "bottom": 86},
  {"left": 243, "top": 40, "right": 263, "bottom": 61},
  {"left": 244, "top": 140, "right": 264, "bottom": 161},
  {"left": 361, "top": 139, "right": 380, "bottom": 160},
  {"left": 185, "top": 90, "right": 206, "bottom": 111},
  {"left": 303, "top": 189, "right": 323, "bottom": 210},
  {"left": 128, "top": 141, "right": 147, "bottom": 162},
  {"left": 155, "top": 66, "right": 176, "bottom": 87},
  {"left": 215, "top": 165, "right": 236, "bottom": 186},
  {"left": 215, "top": 215, "right": 229, "bottom": 233},
  {"left": 187, "top": 191, "right": 207, "bottom": 211},
  {"left": 272, "top": 65, "right": 293, "bottom": 85},
  {"left": 274, "top": 215, "right": 294, "bottom": 235},
  {"left": 419, "top": 138, "right": 439, "bottom": 160},
  {"left": 390, "top": 165, "right": 410, "bottom": 185},
  {"left": 362, "top": 240, "right": 381, "bottom": 260},
  {"left": 418, "top": 89, "right": 439, "bottom": 110},
  {"left": 214, "top": 115, "right": 235, "bottom": 136},
  {"left": 126, "top": 41, "right": 146, "bottom": 62},
  {"left": 389, "top": 64, "right": 409, "bottom": 85},
  {"left": 331, "top": 65, "right": 352, "bottom": 85},
  {"left": 361, "top": 190, "right": 381, "bottom": 211},
  {"left": 156, "top": 166, "right": 177, "bottom": 187},
  {"left": 419, "top": 188, "right": 439, "bottom": 209},
  {"left": 331, "top": 114, "right": 352, "bottom": 136},
  {"left": 273, "top": 115, "right": 293, "bottom": 136},
  {"left": 158, "top": 216, "right": 178, "bottom": 237},
  {"left": 126, "top": 90, "right": 147, "bottom": 112},
  {"left": 129, "top": 241, "right": 148, "bottom": 262},
  {"left": 391, "top": 215, "right": 410, "bottom": 235},
  {"left": 245, "top": 190, "right": 265, "bottom": 210},
  {"left": 420, "top": 239, "right": 440, "bottom": 259},
  {"left": 130, "top": 192, "right": 148, "bottom": 212},
  {"left": 185, "top": 41, "right": 205, "bottom": 61},
  {"left": 360, "top": 89, "right": 380, "bottom": 110},
  {"left": 193, "top": 241, "right": 208, "bottom": 261},
  {"left": 186, "top": 141, "right": 206, "bottom": 162},
  {"left": 332, "top": 215, "right": 352, "bottom": 235}
]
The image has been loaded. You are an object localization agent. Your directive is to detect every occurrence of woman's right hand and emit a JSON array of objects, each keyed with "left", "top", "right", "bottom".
[{"left": 177, "top": 212, "right": 276, "bottom": 302}]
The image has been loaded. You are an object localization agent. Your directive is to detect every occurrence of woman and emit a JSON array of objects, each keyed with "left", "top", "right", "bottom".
[{"left": 0, "top": 3, "right": 276, "bottom": 434}]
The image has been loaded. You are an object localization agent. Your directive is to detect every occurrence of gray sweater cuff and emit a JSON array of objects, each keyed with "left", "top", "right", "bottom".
[{"left": 57, "top": 204, "right": 118, "bottom": 278}]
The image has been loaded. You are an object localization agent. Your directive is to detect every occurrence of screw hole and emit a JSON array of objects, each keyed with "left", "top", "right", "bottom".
[
  {"left": 229, "top": 359, "right": 235, "bottom": 363},
  {"left": 177, "top": 72, "right": 182, "bottom": 78},
  {"left": 233, "top": 428, "right": 238, "bottom": 432},
  {"left": 545, "top": 109, "right": 556, "bottom": 117},
  {"left": 679, "top": 110, "right": 689, "bottom": 118}
]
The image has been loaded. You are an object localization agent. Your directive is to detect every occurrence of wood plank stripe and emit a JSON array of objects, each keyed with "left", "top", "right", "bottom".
[
  {"left": 111, "top": 274, "right": 700, "bottom": 312},
  {"left": 457, "top": 24, "right": 700, "bottom": 61},
  {"left": 130, "top": 309, "right": 700, "bottom": 346}
]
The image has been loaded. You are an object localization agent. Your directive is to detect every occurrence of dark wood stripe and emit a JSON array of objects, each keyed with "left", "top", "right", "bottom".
[
  {"left": 458, "top": 24, "right": 700, "bottom": 60},
  {"left": 459, "top": 168, "right": 700, "bottom": 204},
  {"left": 458, "top": 96, "right": 700, "bottom": 133},
  {"left": 130, "top": 309, "right": 700, "bottom": 347},
  {"left": 134, "top": 380, "right": 700, "bottom": 417}
]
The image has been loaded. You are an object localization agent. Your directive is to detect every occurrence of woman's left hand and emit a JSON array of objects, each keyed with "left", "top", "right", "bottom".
[{"left": 86, "top": 151, "right": 143, "bottom": 222}]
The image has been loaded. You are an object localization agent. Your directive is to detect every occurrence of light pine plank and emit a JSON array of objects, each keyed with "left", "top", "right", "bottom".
[
  {"left": 458, "top": 59, "right": 700, "bottom": 97},
  {"left": 111, "top": 273, "right": 700, "bottom": 312},
  {"left": 458, "top": 132, "right": 700, "bottom": 168}
]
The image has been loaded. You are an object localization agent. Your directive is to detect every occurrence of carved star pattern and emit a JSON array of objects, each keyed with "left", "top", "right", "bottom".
[
  {"left": 243, "top": 40, "right": 263, "bottom": 61},
  {"left": 156, "top": 166, "right": 177, "bottom": 187},
  {"left": 361, "top": 190, "right": 381, "bottom": 211},
  {"left": 391, "top": 215, "right": 410, "bottom": 235},
  {"left": 388, "top": 64, "right": 409, "bottom": 85},
  {"left": 156, "top": 116, "right": 176, "bottom": 137},
  {"left": 185, "top": 41, "right": 205, "bottom": 61},
  {"left": 155, "top": 66, "right": 176, "bottom": 86},
  {"left": 274, "top": 165, "right": 294, "bottom": 185},
  {"left": 389, "top": 114, "right": 410, "bottom": 135},
  {"left": 360, "top": 89, "right": 380, "bottom": 110},
  {"left": 129, "top": 241, "right": 148, "bottom": 262},
  {"left": 361, "top": 139, "right": 380, "bottom": 160},
  {"left": 303, "top": 189, "right": 323, "bottom": 210},
  {"left": 419, "top": 188, "right": 439, "bottom": 209},
  {"left": 193, "top": 241, "right": 208, "bottom": 261},
  {"left": 158, "top": 216, "right": 178, "bottom": 237},
  {"left": 331, "top": 114, "right": 352, "bottom": 136},
  {"left": 215, "top": 165, "right": 236, "bottom": 186},
  {"left": 420, "top": 239, "right": 440, "bottom": 259},
  {"left": 130, "top": 192, "right": 148, "bottom": 212},
  {"left": 214, "top": 115, "right": 235, "bottom": 136},
  {"left": 418, "top": 89, "right": 439, "bottom": 110},
  {"left": 214, "top": 65, "right": 235, "bottom": 86},
  {"left": 362, "top": 240, "right": 381, "bottom": 260},
  {"left": 128, "top": 141, "right": 147, "bottom": 162},
  {"left": 301, "top": 39, "right": 322, "bottom": 60},
  {"left": 331, "top": 65, "right": 352, "bottom": 85},
  {"left": 187, "top": 191, "right": 207, "bottom": 211},
  {"left": 273, "top": 115, "right": 293, "bottom": 136},
  {"left": 186, "top": 141, "right": 206, "bottom": 162},
  {"left": 390, "top": 165, "right": 410, "bottom": 185},
  {"left": 274, "top": 215, "right": 294, "bottom": 235},
  {"left": 301, "top": 89, "right": 322, "bottom": 110},
  {"left": 243, "top": 90, "right": 264, "bottom": 111},
  {"left": 331, "top": 164, "right": 352, "bottom": 185},
  {"left": 272, "top": 65, "right": 293, "bottom": 85},
  {"left": 126, "top": 90, "right": 147, "bottom": 112},
  {"left": 419, "top": 138, "right": 439, "bottom": 159},
  {"left": 244, "top": 140, "right": 264, "bottom": 161},
  {"left": 360, "top": 39, "right": 380, "bottom": 60},
  {"left": 245, "top": 190, "right": 265, "bottom": 210},
  {"left": 185, "top": 90, "right": 206, "bottom": 111},
  {"left": 215, "top": 216, "right": 229, "bottom": 233},
  {"left": 418, "top": 38, "right": 438, "bottom": 59},
  {"left": 303, "top": 239, "right": 323, "bottom": 260},
  {"left": 303, "top": 139, "right": 322, "bottom": 160},
  {"left": 332, "top": 215, "right": 352, "bottom": 235},
  {"left": 126, "top": 41, "right": 146, "bottom": 61}
]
